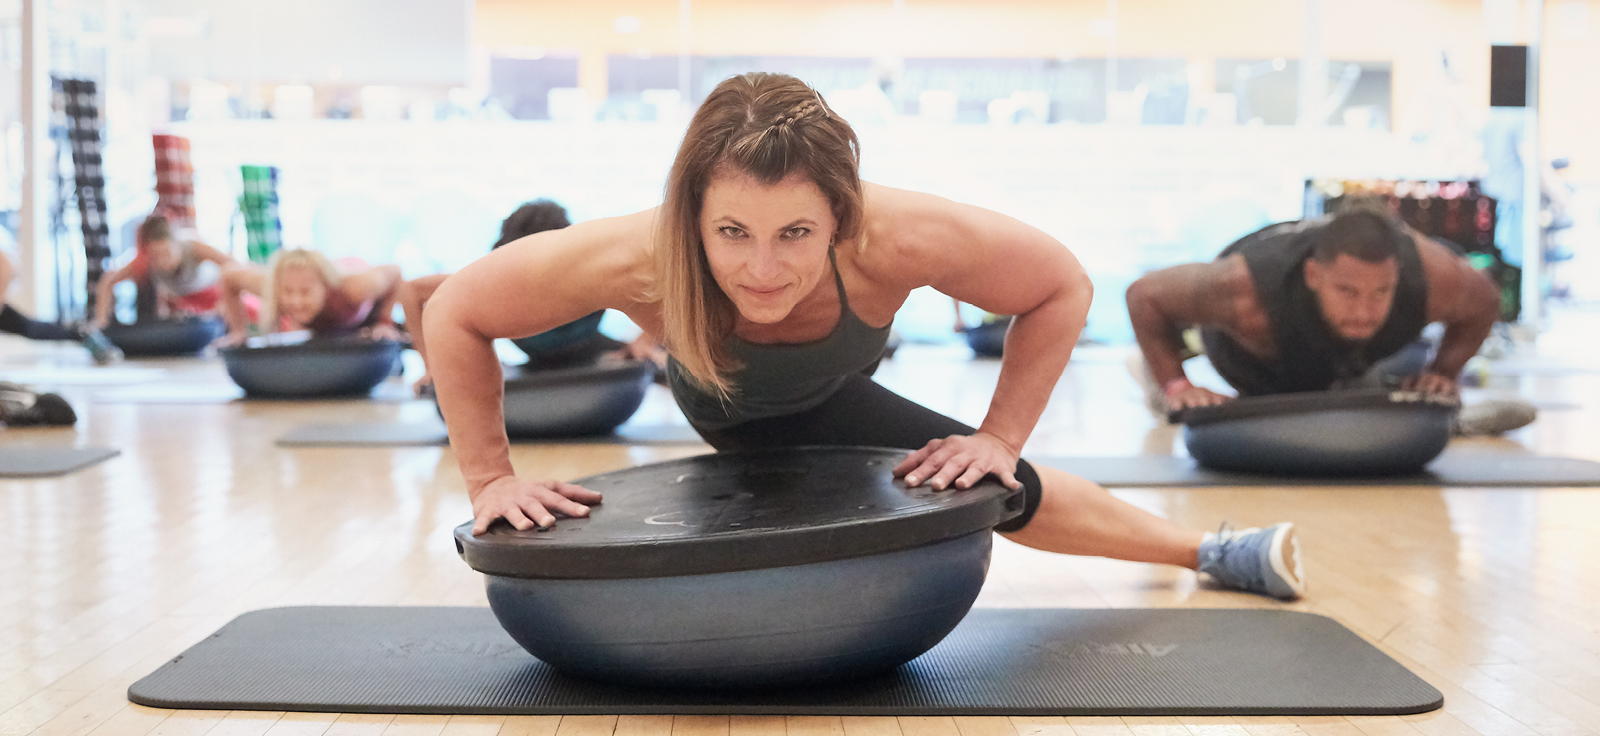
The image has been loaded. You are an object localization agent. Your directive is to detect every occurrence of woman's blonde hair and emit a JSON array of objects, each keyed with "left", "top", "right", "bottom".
[
  {"left": 263, "top": 248, "right": 343, "bottom": 331},
  {"left": 656, "top": 72, "right": 865, "bottom": 396}
]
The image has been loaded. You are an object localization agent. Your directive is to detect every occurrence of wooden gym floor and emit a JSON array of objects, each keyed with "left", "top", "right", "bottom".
[{"left": 4, "top": 309, "right": 1600, "bottom": 736}]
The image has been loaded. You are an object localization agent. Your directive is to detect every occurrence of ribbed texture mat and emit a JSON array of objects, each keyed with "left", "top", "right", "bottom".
[
  {"left": 0, "top": 447, "right": 119, "bottom": 477},
  {"left": 1034, "top": 454, "right": 1600, "bottom": 487},
  {"left": 128, "top": 607, "right": 1440, "bottom": 716}
]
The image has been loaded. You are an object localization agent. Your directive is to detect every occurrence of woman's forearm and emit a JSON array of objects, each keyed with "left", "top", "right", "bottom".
[
  {"left": 978, "top": 280, "right": 1091, "bottom": 452},
  {"left": 398, "top": 282, "right": 427, "bottom": 364},
  {"left": 93, "top": 278, "right": 117, "bottom": 326},
  {"left": 425, "top": 290, "right": 515, "bottom": 496},
  {"left": 219, "top": 268, "right": 261, "bottom": 334}
]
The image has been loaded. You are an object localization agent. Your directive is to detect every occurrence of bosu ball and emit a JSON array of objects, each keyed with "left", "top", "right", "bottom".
[
  {"left": 454, "top": 446, "right": 1024, "bottom": 689},
  {"left": 104, "top": 316, "right": 225, "bottom": 357},
  {"left": 1174, "top": 388, "right": 1458, "bottom": 476},
  {"left": 222, "top": 338, "right": 401, "bottom": 398}
]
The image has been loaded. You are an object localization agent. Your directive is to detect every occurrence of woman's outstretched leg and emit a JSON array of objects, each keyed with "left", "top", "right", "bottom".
[{"left": 1000, "top": 464, "right": 1304, "bottom": 599}]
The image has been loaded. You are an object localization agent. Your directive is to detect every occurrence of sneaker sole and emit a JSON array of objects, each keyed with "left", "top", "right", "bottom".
[{"left": 1267, "top": 523, "right": 1306, "bottom": 599}]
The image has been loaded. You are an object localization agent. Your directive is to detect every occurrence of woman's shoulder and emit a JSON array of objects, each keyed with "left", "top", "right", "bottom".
[{"left": 851, "top": 183, "right": 967, "bottom": 283}]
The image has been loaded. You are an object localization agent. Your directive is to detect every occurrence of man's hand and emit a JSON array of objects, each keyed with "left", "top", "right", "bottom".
[
  {"left": 1404, "top": 372, "right": 1459, "bottom": 398},
  {"left": 1164, "top": 378, "right": 1233, "bottom": 411}
]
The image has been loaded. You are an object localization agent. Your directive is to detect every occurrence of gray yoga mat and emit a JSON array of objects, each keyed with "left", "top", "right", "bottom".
[
  {"left": 94, "top": 381, "right": 414, "bottom": 404},
  {"left": 275, "top": 421, "right": 706, "bottom": 447},
  {"left": 0, "top": 446, "right": 119, "bottom": 477},
  {"left": 1033, "top": 454, "right": 1600, "bottom": 487},
  {"left": 127, "top": 606, "right": 1441, "bottom": 716}
]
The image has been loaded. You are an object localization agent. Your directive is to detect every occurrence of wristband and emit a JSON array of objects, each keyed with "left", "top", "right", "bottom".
[{"left": 1162, "top": 377, "right": 1193, "bottom": 402}]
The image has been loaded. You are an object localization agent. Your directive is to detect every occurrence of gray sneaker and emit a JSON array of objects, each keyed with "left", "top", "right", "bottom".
[
  {"left": 80, "top": 327, "right": 123, "bottom": 365},
  {"left": 1454, "top": 398, "right": 1538, "bottom": 436},
  {"left": 1197, "top": 522, "right": 1305, "bottom": 600}
]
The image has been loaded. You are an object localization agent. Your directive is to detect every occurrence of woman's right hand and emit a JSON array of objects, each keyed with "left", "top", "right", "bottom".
[{"left": 470, "top": 475, "right": 604, "bottom": 535}]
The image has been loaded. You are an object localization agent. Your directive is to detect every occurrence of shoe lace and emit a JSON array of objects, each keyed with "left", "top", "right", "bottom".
[{"left": 1199, "top": 521, "right": 1239, "bottom": 578}]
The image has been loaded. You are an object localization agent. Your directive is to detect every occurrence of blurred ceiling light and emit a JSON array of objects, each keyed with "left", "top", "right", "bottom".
[
  {"left": 986, "top": 98, "right": 1018, "bottom": 125},
  {"left": 1272, "top": 57, "right": 1287, "bottom": 71},
  {"left": 614, "top": 16, "right": 642, "bottom": 34},
  {"left": 145, "top": 14, "right": 209, "bottom": 38},
  {"left": 272, "top": 85, "right": 314, "bottom": 121}
]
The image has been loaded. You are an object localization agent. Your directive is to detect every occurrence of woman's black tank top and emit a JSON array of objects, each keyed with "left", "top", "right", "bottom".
[{"left": 667, "top": 249, "right": 892, "bottom": 430}]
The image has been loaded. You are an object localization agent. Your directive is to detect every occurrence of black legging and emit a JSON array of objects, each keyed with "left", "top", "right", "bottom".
[
  {"left": 692, "top": 373, "right": 1043, "bottom": 532},
  {"left": 0, "top": 305, "right": 78, "bottom": 341}
]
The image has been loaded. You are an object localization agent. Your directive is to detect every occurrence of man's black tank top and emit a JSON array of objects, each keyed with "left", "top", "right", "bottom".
[{"left": 1199, "top": 220, "right": 1428, "bottom": 396}]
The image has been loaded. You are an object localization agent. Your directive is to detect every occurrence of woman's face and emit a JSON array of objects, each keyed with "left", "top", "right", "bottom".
[
  {"left": 276, "top": 265, "right": 329, "bottom": 327},
  {"left": 146, "top": 238, "right": 179, "bottom": 272},
  {"left": 700, "top": 169, "right": 836, "bottom": 325}
]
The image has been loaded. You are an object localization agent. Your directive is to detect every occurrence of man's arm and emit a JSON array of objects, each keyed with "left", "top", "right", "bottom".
[
  {"left": 1125, "top": 257, "right": 1247, "bottom": 408},
  {"left": 1414, "top": 237, "right": 1501, "bottom": 394}
]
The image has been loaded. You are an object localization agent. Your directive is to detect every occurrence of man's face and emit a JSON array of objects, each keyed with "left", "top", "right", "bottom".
[{"left": 1304, "top": 254, "right": 1399, "bottom": 342}]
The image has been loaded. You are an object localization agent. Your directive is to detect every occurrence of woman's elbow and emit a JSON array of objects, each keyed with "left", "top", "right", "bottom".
[{"left": 1062, "top": 265, "right": 1093, "bottom": 317}]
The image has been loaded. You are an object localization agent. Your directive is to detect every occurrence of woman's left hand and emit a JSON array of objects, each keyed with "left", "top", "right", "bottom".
[
  {"left": 893, "top": 432, "right": 1023, "bottom": 491},
  {"left": 367, "top": 323, "right": 404, "bottom": 342}
]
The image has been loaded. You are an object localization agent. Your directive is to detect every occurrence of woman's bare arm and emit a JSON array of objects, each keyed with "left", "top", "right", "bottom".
[
  {"left": 217, "top": 267, "right": 266, "bottom": 340},
  {"left": 191, "top": 242, "right": 241, "bottom": 269},
  {"left": 92, "top": 261, "right": 140, "bottom": 328},
  {"left": 424, "top": 209, "right": 657, "bottom": 533},
  {"left": 862, "top": 186, "right": 1088, "bottom": 490},
  {"left": 398, "top": 274, "right": 450, "bottom": 368}
]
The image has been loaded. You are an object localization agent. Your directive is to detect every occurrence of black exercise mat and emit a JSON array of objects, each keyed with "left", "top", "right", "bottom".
[
  {"left": 275, "top": 422, "right": 706, "bottom": 447},
  {"left": 127, "top": 606, "right": 1441, "bottom": 716},
  {"left": 1034, "top": 454, "right": 1600, "bottom": 487},
  {"left": 0, "top": 446, "right": 119, "bottom": 477}
]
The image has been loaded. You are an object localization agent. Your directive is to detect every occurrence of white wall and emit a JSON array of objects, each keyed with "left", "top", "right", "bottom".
[
  {"left": 167, "top": 119, "right": 1480, "bottom": 342},
  {"left": 141, "top": 0, "right": 471, "bottom": 86}
]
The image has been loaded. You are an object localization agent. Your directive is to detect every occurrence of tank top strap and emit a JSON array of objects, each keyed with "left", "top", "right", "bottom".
[{"left": 827, "top": 247, "right": 850, "bottom": 311}]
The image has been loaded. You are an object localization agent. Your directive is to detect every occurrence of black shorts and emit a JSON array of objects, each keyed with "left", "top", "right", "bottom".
[{"left": 690, "top": 373, "right": 1043, "bottom": 532}]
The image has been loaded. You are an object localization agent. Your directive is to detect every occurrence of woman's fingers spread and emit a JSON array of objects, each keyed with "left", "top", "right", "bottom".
[
  {"left": 553, "top": 481, "right": 603, "bottom": 504},
  {"left": 517, "top": 499, "right": 557, "bottom": 528},
  {"left": 894, "top": 441, "right": 941, "bottom": 478},
  {"left": 540, "top": 492, "right": 593, "bottom": 519},
  {"left": 954, "top": 464, "right": 989, "bottom": 490},
  {"left": 499, "top": 505, "right": 535, "bottom": 532},
  {"left": 997, "top": 467, "right": 1022, "bottom": 489},
  {"left": 928, "top": 456, "right": 970, "bottom": 490}
]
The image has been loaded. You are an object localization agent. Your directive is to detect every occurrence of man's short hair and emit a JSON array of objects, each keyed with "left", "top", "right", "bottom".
[
  {"left": 493, "top": 199, "right": 570, "bottom": 249},
  {"left": 1314, "top": 199, "right": 1408, "bottom": 264}
]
